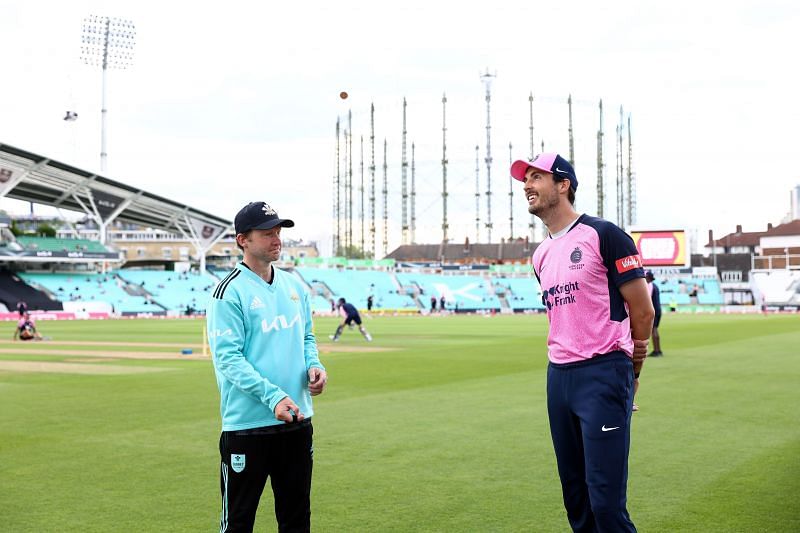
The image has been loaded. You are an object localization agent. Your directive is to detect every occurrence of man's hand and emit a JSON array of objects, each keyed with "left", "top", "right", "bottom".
[
  {"left": 632, "top": 338, "right": 648, "bottom": 374},
  {"left": 308, "top": 367, "right": 328, "bottom": 396},
  {"left": 274, "top": 396, "right": 304, "bottom": 424}
]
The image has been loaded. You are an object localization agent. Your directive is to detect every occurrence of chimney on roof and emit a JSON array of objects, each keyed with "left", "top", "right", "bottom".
[
  {"left": 736, "top": 224, "right": 742, "bottom": 233},
  {"left": 464, "top": 236, "right": 470, "bottom": 254},
  {"left": 708, "top": 229, "right": 714, "bottom": 244},
  {"left": 524, "top": 235, "right": 530, "bottom": 252},
  {"left": 767, "top": 223, "right": 773, "bottom": 230}
]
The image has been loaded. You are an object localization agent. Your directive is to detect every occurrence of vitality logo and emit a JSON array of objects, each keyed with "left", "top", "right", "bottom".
[
  {"left": 615, "top": 254, "right": 643, "bottom": 274},
  {"left": 542, "top": 281, "right": 581, "bottom": 310}
]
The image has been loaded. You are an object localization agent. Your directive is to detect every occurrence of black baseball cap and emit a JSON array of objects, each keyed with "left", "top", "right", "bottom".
[{"left": 234, "top": 202, "right": 295, "bottom": 234}]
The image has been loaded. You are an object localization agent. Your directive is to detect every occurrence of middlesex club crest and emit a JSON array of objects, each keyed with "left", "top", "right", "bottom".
[
  {"left": 262, "top": 203, "right": 277, "bottom": 216},
  {"left": 570, "top": 247, "right": 582, "bottom": 264},
  {"left": 231, "top": 454, "right": 246, "bottom": 473}
]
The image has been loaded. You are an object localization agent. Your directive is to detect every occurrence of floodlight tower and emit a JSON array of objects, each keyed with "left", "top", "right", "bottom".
[
  {"left": 401, "top": 98, "right": 409, "bottom": 245},
  {"left": 369, "top": 103, "right": 376, "bottom": 258},
  {"left": 347, "top": 110, "right": 353, "bottom": 254},
  {"left": 528, "top": 92, "right": 536, "bottom": 242},
  {"left": 626, "top": 113, "right": 636, "bottom": 227},
  {"left": 334, "top": 118, "right": 341, "bottom": 254},
  {"left": 475, "top": 145, "right": 481, "bottom": 242},
  {"left": 441, "top": 94, "right": 449, "bottom": 243},
  {"left": 481, "top": 69, "right": 496, "bottom": 243},
  {"left": 567, "top": 94, "right": 575, "bottom": 166},
  {"left": 360, "top": 135, "right": 365, "bottom": 254},
  {"left": 616, "top": 105, "right": 625, "bottom": 228},
  {"left": 596, "top": 99, "right": 605, "bottom": 218},
  {"left": 382, "top": 138, "right": 388, "bottom": 257},
  {"left": 80, "top": 16, "right": 136, "bottom": 174},
  {"left": 342, "top": 121, "right": 349, "bottom": 255},
  {"left": 411, "top": 142, "right": 416, "bottom": 244},
  {"left": 508, "top": 142, "right": 514, "bottom": 240}
]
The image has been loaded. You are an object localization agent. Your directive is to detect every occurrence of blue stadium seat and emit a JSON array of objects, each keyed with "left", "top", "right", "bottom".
[
  {"left": 114, "top": 270, "right": 217, "bottom": 312},
  {"left": 396, "top": 273, "right": 501, "bottom": 311},
  {"left": 491, "top": 277, "right": 545, "bottom": 311}
]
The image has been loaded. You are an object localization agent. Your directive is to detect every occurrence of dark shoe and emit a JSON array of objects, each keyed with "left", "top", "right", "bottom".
[{"left": 649, "top": 351, "right": 662, "bottom": 357}]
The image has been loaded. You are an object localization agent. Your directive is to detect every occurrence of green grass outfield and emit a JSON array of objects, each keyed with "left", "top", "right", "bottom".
[{"left": 0, "top": 313, "right": 798, "bottom": 532}]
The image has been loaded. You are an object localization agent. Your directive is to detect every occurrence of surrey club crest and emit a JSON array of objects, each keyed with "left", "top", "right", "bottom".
[
  {"left": 231, "top": 454, "right": 246, "bottom": 473},
  {"left": 262, "top": 203, "right": 277, "bottom": 216}
]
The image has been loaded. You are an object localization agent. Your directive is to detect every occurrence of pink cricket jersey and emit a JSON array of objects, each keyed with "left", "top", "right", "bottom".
[{"left": 532, "top": 214, "right": 644, "bottom": 364}]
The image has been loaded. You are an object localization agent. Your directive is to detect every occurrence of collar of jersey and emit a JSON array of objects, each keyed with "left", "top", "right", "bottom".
[
  {"left": 237, "top": 262, "right": 278, "bottom": 290},
  {"left": 548, "top": 214, "right": 583, "bottom": 240}
]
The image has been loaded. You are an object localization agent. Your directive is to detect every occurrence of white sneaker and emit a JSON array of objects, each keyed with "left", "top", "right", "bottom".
[
  {"left": 365, "top": 334, "right": 373, "bottom": 342},
  {"left": 329, "top": 335, "right": 338, "bottom": 342}
]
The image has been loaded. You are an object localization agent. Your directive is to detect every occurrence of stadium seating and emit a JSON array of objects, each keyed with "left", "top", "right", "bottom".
[
  {"left": 13, "top": 266, "right": 737, "bottom": 317},
  {"left": 114, "top": 270, "right": 218, "bottom": 313},
  {"left": 751, "top": 270, "right": 800, "bottom": 305},
  {"left": 294, "top": 267, "right": 417, "bottom": 311},
  {"left": 19, "top": 272, "right": 155, "bottom": 314},
  {"left": 0, "top": 270, "right": 63, "bottom": 311},
  {"left": 395, "top": 272, "right": 501, "bottom": 311},
  {"left": 311, "top": 294, "right": 334, "bottom": 313},
  {"left": 16, "top": 236, "right": 111, "bottom": 253},
  {"left": 697, "top": 293, "right": 724, "bottom": 304},
  {"left": 491, "top": 277, "right": 546, "bottom": 311}
]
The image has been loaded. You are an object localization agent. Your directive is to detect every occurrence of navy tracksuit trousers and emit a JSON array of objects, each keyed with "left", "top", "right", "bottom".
[{"left": 547, "top": 351, "right": 637, "bottom": 533}]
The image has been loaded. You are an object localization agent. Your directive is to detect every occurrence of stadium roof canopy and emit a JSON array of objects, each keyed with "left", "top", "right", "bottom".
[
  {"left": 0, "top": 142, "right": 231, "bottom": 235},
  {"left": 0, "top": 142, "right": 232, "bottom": 269}
]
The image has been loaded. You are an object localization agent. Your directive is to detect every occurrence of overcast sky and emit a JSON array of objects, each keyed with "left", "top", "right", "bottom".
[{"left": 1, "top": 0, "right": 798, "bottom": 255}]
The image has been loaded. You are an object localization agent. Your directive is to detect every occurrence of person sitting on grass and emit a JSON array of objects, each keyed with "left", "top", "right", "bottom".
[
  {"left": 13, "top": 312, "right": 44, "bottom": 341},
  {"left": 330, "top": 298, "right": 372, "bottom": 342}
]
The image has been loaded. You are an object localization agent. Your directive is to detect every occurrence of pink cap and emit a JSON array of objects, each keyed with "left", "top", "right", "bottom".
[{"left": 510, "top": 153, "right": 558, "bottom": 181}]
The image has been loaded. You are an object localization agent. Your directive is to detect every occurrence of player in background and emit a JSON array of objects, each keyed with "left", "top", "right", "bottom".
[
  {"left": 511, "top": 153, "right": 654, "bottom": 532},
  {"left": 13, "top": 311, "right": 44, "bottom": 341},
  {"left": 633, "top": 271, "right": 664, "bottom": 411},
  {"left": 330, "top": 297, "right": 372, "bottom": 342},
  {"left": 645, "top": 271, "right": 663, "bottom": 356}
]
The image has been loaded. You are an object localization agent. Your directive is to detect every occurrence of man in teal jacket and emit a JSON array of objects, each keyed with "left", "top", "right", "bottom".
[{"left": 207, "top": 201, "right": 327, "bottom": 532}]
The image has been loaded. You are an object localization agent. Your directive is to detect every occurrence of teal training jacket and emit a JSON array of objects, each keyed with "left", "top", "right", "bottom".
[{"left": 206, "top": 263, "right": 324, "bottom": 431}]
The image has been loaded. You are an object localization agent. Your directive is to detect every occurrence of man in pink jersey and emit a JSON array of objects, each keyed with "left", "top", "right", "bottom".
[
  {"left": 511, "top": 153, "right": 654, "bottom": 532},
  {"left": 13, "top": 312, "right": 43, "bottom": 341}
]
